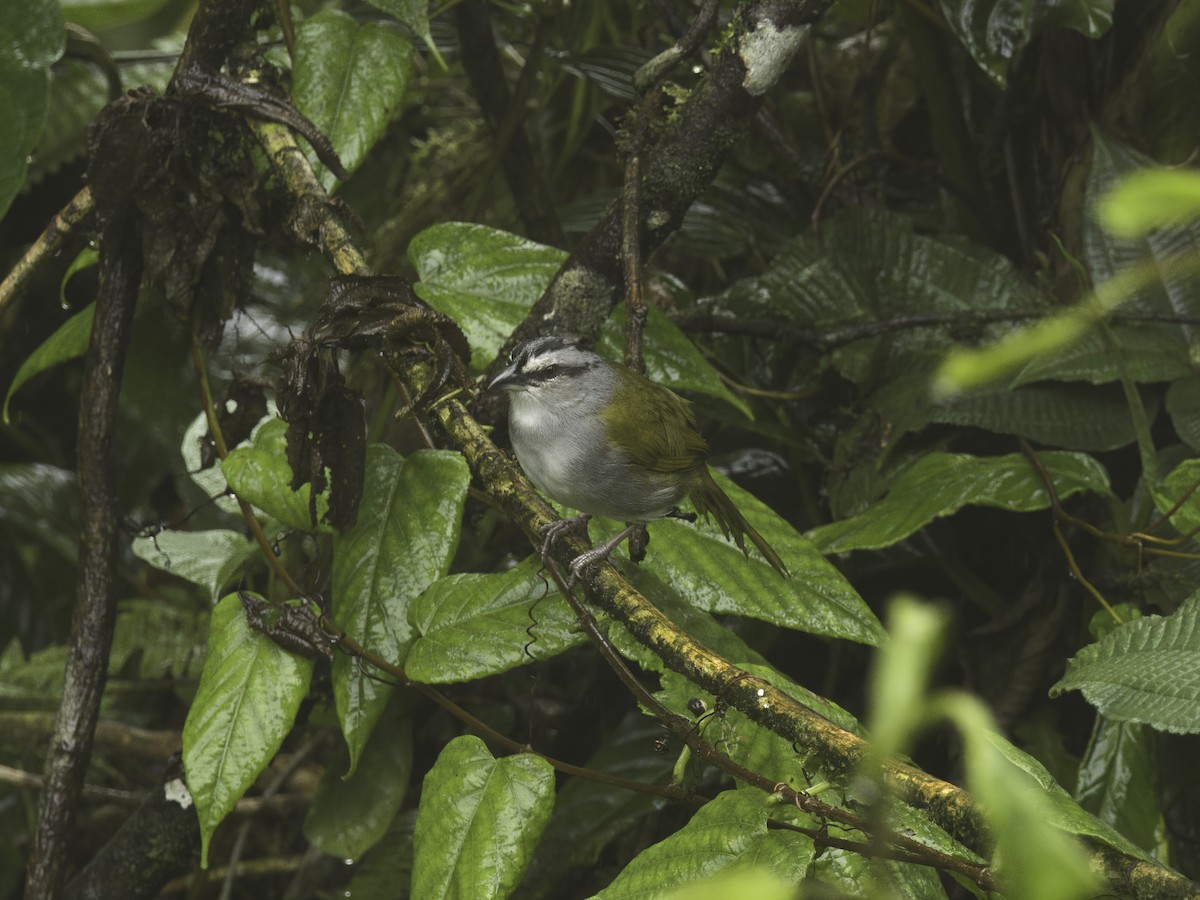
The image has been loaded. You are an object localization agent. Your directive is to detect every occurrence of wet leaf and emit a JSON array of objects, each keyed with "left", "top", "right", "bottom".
[
  {"left": 412, "top": 736, "right": 555, "bottom": 899},
  {"left": 182, "top": 592, "right": 314, "bottom": 866}
]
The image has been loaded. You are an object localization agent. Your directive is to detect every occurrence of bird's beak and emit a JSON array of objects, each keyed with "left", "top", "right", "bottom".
[{"left": 487, "top": 363, "right": 519, "bottom": 393}]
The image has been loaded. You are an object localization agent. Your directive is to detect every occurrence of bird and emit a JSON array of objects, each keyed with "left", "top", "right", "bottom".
[{"left": 487, "top": 335, "right": 788, "bottom": 579}]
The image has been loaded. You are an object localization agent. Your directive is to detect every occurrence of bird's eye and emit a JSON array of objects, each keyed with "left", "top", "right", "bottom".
[{"left": 509, "top": 347, "right": 520, "bottom": 363}]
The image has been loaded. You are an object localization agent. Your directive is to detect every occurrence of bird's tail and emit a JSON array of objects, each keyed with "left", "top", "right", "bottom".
[{"left": 691, "top": 468, "right": 788, "bottom": 577}]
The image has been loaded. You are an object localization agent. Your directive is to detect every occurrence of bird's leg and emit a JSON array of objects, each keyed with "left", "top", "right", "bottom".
[
  {"left": 568, "top": 523, "right": 640, "bottom": 583},
  {"left": 539, "top": 514, "right": 591, "bottom": 568}
]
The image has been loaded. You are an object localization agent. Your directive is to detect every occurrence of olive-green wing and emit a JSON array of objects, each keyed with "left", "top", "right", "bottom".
[{"left": 601, "top": 366, "right": 708, "bottom": 473}]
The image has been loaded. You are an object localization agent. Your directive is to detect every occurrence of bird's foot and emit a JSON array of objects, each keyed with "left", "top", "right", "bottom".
[
  {"left": 566, "top": 523, "right": 639, "bottom": 585},
  {"left": 539, "top": 514, "right": 591, "bottom": 569}
]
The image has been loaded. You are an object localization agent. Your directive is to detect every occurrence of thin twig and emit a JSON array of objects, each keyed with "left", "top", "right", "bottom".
[
  {"left": 622, "top": 152, "right": 648, "bottom": 375},
  {"left": 0, "top": 186, "right": 94, "bottom": 317},
  {"left": 191, "top": 339, "right": 305, "bottom": 597}
]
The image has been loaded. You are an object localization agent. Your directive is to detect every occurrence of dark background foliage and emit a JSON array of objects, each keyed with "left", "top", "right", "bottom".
[{"left": 2, "top": 0, "right": 1200, "bottom": 897}]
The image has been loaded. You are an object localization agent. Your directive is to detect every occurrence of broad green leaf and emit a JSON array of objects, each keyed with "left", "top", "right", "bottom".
[
  {"left": 0, "top": 640, "right": 69, "bottom": 702},
  {"left": 360, "top": 0, "right": 443, "bottom": 69},
  {"left": 0, "top": 0, "right": 64, "bottom": 218},
  {"left": 332, "top": 447, "right": 469, "bottom": 774},
  {"left": 409, "top": 222, "right": 565, "bottom": 370},
  {"left": 808, "top": 451, "right": 1111, "bottom": 554},
  {"left": 1166, "top": 376, "right": 1200, "bottom": 451},
  {"left": 181, "top": 408, "right": 243, "bottom": 516},
  {"left": 110, "top": 598, "right": 207, "bottom": 679},
  {"left": 717, "top": 209, "right": 1052, "bottom": 386},
  {"left": 931, "top": 383, "right": 1146, "bottom": 451},
  {"left": 812, "top": 845, "right": 947, "bottom": 900},
  {"left": 62, "top": 0, "right": 173, "bottom": 30},
  {"left": 222, "top": 418, "right": 333, "bottom": 533},
  {"left": 407, "top": 556, "right": 587, "bottom": 684},
  {"left": 1085, "top": 129, "right": 1200, "bottom": 363},
  {"left": 1008, "top": 325, "right": 1192, "bottom": 388},
  {"left": 1100, "top": 169, "right": 1200, "bottom": 238},
  {"left": 1150, "top": 457, "right": 1200, "bottom": 536},
  {"left": 1051, "top": 592, "right": 1200, "bottom": 734},
  {"left": 594, "top": 789, "right": 814, "bottom": 899},
  {"left": 937, "top": 696, "right": 1100, "bottom": 900},
  {"left": 293, "top": 10, "right": 414, "bottom": 191},
  {"left": 665, "top": 869, "right": 795, "bottom": 900},
  {"left": 304, "top": 701, "right": 413, "bottom": 862},
  {"left": 1076, "top": 718, "right": 1165, "bottom": 858},
  {"left": 933, "top": 0, "right": 1113, "bottom": 87},
  {"left": 4, "top": 303, "right": 94, "bottom": 423},
  {"left": 362, "top": 0, "right": 428, "bottom": 37},
  {"left": 523, "top": 713, "right": 673, "bottom": 898},
  {"left": 182, "top": 592, "right": 314, "bottom": 866},
  {"left": 606, "top": 470, "right": 884, "bottom": 644},
  {"left": 412, "top": 736, "right": 555, "bottom": 900},
  {"left": 982, "top": 728, "right": 1151, "bottom": 861},
  {"left": 407, "top": 222, "right": 750, "bottom": 412},
  {"left": 132, "top": 529, "right": 256, "bottom": 602}
]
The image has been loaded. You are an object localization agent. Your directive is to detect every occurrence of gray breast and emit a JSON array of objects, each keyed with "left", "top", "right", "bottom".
[{"left": 507, "top": 378, "right": 688, "bottom": 521}]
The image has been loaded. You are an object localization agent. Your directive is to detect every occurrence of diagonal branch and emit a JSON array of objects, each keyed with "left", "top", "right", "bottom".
[{"left": 250, "top": 112, "right": 1200, "bottom": 900}]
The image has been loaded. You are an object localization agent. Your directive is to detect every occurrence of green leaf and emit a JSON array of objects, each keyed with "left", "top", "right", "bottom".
[
  {"left": 982, "top": 728, "right": 1151, "bottom": 861},
  {"left": 523, "top": 713, "right": 673, "bottom": 897},
  {"left": 407, "top": 222, "right": 748, "bottom": 411},
  {"left": 0, "top": 0, "right": 64, "bottom": 218},
  {"left": 1166, "top": 376, "right": 1200, "bottom": 451},
  {"left": 409, "top": 222, "right": 566, "bottom": 371},
  {"left": 933, "top": 0, "right": 1113, "bottom": 87},
  {"left": 361, "top": 0, "right": 444, "bottom": 69},
  {"left": 293, "top": 10, "right": 414, "bottom": 191},
  {"left": 866, "top": 597, "right": 948, "bottom": 763},
  {"left": 110, "top": 598, "right": 207, "bottom": 680},
  {"left": 1075, "top": 718, "right": 1165, "bottom": 858},
  {"left": 304, "top": 700, "right": 413, "bottom": 862},
  {"left": 1151, "top": 457, "right": 1200, "bottom": 536},
  {"left": 717, "top": 208, "right": 1051, "bottom": 385},
  {"left": 59, "top": 247, "right": 98, "bottom": 308},
  {"left": 412, "top": 736, "right": 555, "bottom": 900},
  {"left": 1051, "top": 592, "right": 1200, "bottom": 734},
  {"left": 1100, "top": 169, "right": 1200, "bottom": 238},
  {"left": 4, "top": 303, "right": 94, "bottom": 423},
  {"left": 361, "top": 0, "right": 427, "bottom": 32},
  {"left": 182, "top": 592, "right": 314, "bottom": 866},
  {"left": 612, "top": 469, "right": 884, "bottom": 645},
  {"left": 664, "top": 869, "right": 796, "bottom": 900},
  {"left": 331, "top": 447, "right": 469, "bottom": 774},
  {"left": 938, "top": 697, "right": 1101, "bottom": 900},
  {"left": 132, "top": 529, "right": 257, "bottom": 602},
  {"left": 222, "top": 418, "right": 333, "bottom": 533},
  {"left": 812, "top": 845, "right": 947, "bottom": 899},
  {"left": 807, "top": 451, "right": 1111, "bottom": 554},
  {"left": 61, "top": 0, "right": 174, "bottom": 30},
  {"left": 931, "top": 383, "right": 1146, "bottom": 451},
  {"left": 1085, "top": 129, "right": 1200, "bottom": 362},
  {"left": 594, "top": 789, "right": 814, "bottom": 898},
  {"left": 407, "top": 556, "right": 587, "bottom": 684},
  {"left": 1008, "top": 324, "right": 1192, "bottom": 388}
]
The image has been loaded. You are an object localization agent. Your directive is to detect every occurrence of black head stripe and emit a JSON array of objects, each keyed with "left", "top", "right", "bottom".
[{"left": 522, "top": 359, "right": 600, "bottom": 385}]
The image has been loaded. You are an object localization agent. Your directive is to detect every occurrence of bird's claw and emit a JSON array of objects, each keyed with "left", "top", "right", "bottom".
[{"left": 539, "top": 514, "right": 591, "bottom": 570}]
